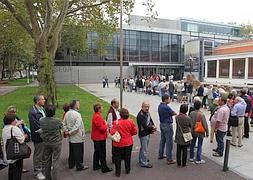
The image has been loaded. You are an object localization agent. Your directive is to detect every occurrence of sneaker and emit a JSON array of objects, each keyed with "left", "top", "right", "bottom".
[
  {"left": 35, "top": 172, "right": 45, "bottom": 180},
  {"left": 213, "top": 152, "right": 223, "bottom": 157},
  {"left": 195, "top": 160, "right": 205, "bottom": 164},
  {"left": 140, "top": 163, "right": 153, "bottom": 168},
  {"left": 189, "top": 158, "right": 194, "bottom": 162}
]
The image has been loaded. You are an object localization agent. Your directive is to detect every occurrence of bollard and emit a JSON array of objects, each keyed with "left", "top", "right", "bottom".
[{"left": 223, "top": 139, "right": 230, "bottom": 172}]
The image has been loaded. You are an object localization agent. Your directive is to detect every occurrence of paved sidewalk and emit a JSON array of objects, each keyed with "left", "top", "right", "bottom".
[
  {"left": 0, "top": 135, "right": 243, "bottom": 180},
  {"left": 0, "top": 86, "right": 19, "bottom": 96},
  {"left": 80, "top": 83, "right": 253, "bottom": 179}
]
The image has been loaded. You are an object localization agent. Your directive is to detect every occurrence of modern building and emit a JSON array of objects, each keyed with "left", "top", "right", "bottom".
[
  {"left": 54, "top": 15, "right": 242, "bottom": 84},
  {"left": 204, "top": 40, "right": 253, "bottom": 87}
]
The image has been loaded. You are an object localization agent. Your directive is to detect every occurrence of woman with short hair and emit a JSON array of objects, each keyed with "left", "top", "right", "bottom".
[
  {"left": 39, "top": 104, "right": 62, "bottom": 180},
  {"left": 175, "top": 104, "right": 192, "bottom": 167},
  {"left": 91, "top": 103, "right": 112, "bottom": 173},
  {"left": 110, "top": 108, "right": 137, "bottom": 177},
  {"left": 2, "top": 114, "right": 25, "bottom": 180}
]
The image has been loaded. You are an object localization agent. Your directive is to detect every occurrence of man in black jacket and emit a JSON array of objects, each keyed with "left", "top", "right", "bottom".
[
  {"left": 137, "top": 101, "right": 156, "bottom": 168},
  {"left": 240, "top": 89, "right": 252, "bottom": 138},
  {"left": 28, "top": 95, "right": 46, "bottom": 180}
]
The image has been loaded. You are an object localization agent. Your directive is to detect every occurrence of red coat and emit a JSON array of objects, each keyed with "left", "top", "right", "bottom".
[
  {"left": 110, "top": 118, "right": 137, "bottom": 147},
  {"left": 91, "top": 112, "right": 108, "bottom": 141}
]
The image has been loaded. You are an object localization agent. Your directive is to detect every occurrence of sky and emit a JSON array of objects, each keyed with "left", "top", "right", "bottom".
[{"left": 132, "top": 0, "right": 253, "bottom": 25}]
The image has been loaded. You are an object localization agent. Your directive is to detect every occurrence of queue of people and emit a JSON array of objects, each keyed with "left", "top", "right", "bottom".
[{"left": 1, "top": 86, "right": 253, "bottom": 180}]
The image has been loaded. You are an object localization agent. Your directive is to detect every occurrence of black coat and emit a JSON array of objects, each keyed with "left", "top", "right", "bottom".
[{"left": 28, "top": 105, "right": 45, "bottom": 143}]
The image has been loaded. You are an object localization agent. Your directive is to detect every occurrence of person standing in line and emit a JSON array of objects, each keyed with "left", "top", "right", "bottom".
[
  {"left": 168, "top": 80, "right": 175, "bottom": 102},
  {"left": 189, "top": 101, "right": 209, "bottom": 164},
  {"left": 211, "top": 98, "right": 230, "bottom": 157},
  {"left": 240, "top": 89, "right": 252, "bottom": 138},
  {"left": 91, "top": 103, "right": 113, "bottom": 173},
  {"left": 106, "top": 98, "right": 120, "bottom": 163},
  {"left": 230, "top": 97, "right": 246, "bottom": 147},
  {"left": 39, "top": 104, "right": 62, "bottom": 180},
  {"left": 2, "top": 114, "right": 25, "bottom": 180},
  {"left": 158, "top": 94, "right": 177, "bottom": 165},
  {"left": 63, "top": 100, "right": 88, "bottom": 171},
  {"left": 28, "top": 95, "right": 46, "bottom": 180},
  {"left": 110, "top": 108, "right": 137, "bottom": 177},
  {"left": 175, "top": 104, "right": 192, "bottom": 167},
  {"left": 197, "top": 84, "right": 204, "bottom": 103},
  {"left": 5, "top": 106, "right": 30, "bottom": 173},
  {"left": 137, "top": 101, "right": 156, "bottom": 168}
]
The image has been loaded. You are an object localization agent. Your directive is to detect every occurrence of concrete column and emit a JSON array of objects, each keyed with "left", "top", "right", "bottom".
[
  {"left": 229, "top": 59, "right": 233, "bottom": 79},
  {"left": 216, "top": 60, "right": 219, "bottom": 78},
  {"left": 205, "top": 61, "right": 208, "bottom": 78},
  {"left": 245, "top": 57, "right": 249, "bottom": 79}
]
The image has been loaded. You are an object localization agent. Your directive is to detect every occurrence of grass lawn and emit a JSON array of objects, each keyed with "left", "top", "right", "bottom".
[
  {"left": 5, "top": 78, "right": 32, "bottom": 86},
  {"left": 0, "top": 85, "right": 113, "bottom": 135}
]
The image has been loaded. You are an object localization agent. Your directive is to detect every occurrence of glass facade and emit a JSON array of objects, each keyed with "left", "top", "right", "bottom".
[
  {"left": 181, "top": 20, "right": 240, "bottom": 37},
  {"left": 219, "top": 59, "right": 230, "bottom": 78},
  {"left": 207, "top": 61, "right": 217, "bottom": 77},
  {"left": 55, "top": 30, "right": 182, "bottom": 64},
  {"left": 248, "top": 58, "right": 253, "bottom": 79},
  {"left": 232, "top": 58, "right": 245, "bottom": 78}
]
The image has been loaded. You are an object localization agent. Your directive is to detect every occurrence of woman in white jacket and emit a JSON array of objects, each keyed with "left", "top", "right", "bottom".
[{"left": 2, "top": 114, "right": 25, "bottom": 180}]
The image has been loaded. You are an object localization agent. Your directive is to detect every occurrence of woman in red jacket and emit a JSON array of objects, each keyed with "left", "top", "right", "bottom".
[
  {"left": 110, "top": 108, "right": 137, "bottom": 177},
  {"left": 91, "top": 103, "right": 112, "bottom": 173}
]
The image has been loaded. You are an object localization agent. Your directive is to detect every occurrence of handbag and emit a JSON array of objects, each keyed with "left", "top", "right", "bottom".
[
  {"left": 194, "top": 112, "right": 205, "bottom": 133},
  {"left": 229, "top": 116, "right": 239, "bottom": 127},
  {"left": 108, "top": 120, "right": 121, "bottom": 142},
  {"left": 176, "top": 118, "right": 193, "bottom": 142},
  {"left": 6, "top": 127, "right": 31, "bottom": 160}
]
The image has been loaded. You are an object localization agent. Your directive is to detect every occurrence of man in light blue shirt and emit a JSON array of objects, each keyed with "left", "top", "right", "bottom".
[{"left": 231, "top": 97, "right": 246, "bottom": 147}]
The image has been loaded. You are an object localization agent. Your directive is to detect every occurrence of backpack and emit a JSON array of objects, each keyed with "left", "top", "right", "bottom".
[{"left": 194, "top": 112, "right": 205, "bottom": 133}]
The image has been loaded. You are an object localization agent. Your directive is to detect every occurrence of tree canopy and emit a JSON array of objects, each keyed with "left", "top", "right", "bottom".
[{"left": 0, "top": 0, "right": 156, "bottom": 104}]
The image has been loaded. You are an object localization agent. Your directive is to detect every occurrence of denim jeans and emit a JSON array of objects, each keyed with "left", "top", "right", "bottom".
[
  {"left": 216, "top": 130, "right": 226, "bottom": 156},
  {"left": 189, "top": 136, "right": 203, "bottom": 161},
  {"left": 139, "top": 135, "right": 150, "bottom": 166},
  {"left": 158, "top": 123, "right": 174, "bottom": 161}
]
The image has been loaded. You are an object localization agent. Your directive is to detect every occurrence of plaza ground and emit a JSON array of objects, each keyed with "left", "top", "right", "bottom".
[{"left": 0, "top": 84, "right": 249, "bottom": 179}]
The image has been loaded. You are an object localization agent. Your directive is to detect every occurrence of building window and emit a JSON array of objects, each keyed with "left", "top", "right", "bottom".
[
  {"left": 219, "top": 59, "right": 229, "bottom": 78},
  {"left": 232, "top": 58, "right": 245, "bottom": 78},
  {"left": 187, "top": 23, "right": 198, "bottom": 32},
  {"left": 207, "top": 61, "right": 217, "bottom": 78},
  {"left": 248, "top": 58, "right": 253, "bottom": 79}
]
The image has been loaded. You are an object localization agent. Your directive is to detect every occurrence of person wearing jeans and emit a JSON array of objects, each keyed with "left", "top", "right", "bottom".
[
  {"left": 158, "top": 94, "right": 177, "bottom": 165},
  {"left": 211, "top": 98, "right": 230, "bottom": 157},
  {"left": 189, "top": 101, "right": 209, "bottom": 164},
  {"left": 137, "top": 101, "right": 156, "bottom": 168}
]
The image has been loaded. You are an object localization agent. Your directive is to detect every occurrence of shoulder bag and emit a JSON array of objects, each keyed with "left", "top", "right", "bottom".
[
  {"left": 108, "top": 120, "right": 121, "bottom": 142},
  {"left": 6, "top": 127, "right": 31, "bottom": 160},
  {"left": 176, "top": 118, "right": 193, "bottom": 142}
]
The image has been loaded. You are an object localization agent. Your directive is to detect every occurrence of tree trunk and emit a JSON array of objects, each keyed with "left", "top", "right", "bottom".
[
  {"left": 0, "top": 59, "right": 4, "bottom": 80},
  {"left": 35, "top": 41, "right": 57, "bottom": 105}
]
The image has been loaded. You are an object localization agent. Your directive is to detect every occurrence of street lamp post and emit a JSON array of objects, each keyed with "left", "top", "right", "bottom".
[
  {"left": 119, "top": 0, "right": 123, "bottom": 109},
  {"left": 69, "top": 50, "right": 73, "bottom": 83}
]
